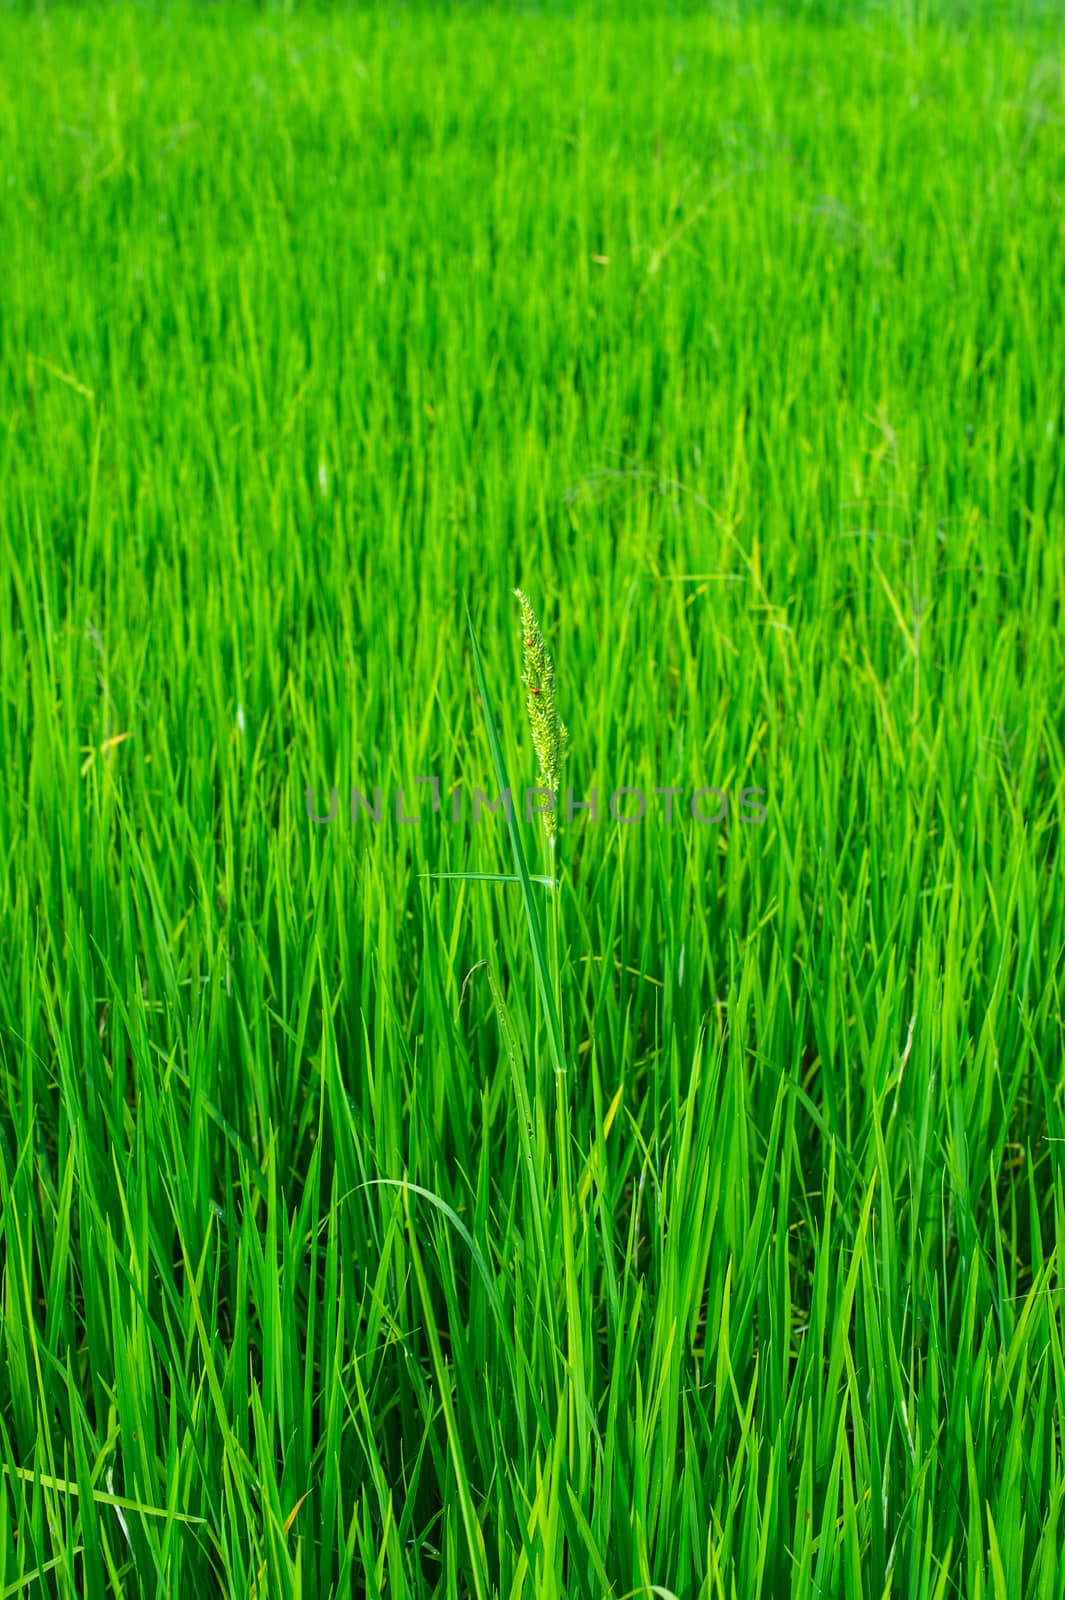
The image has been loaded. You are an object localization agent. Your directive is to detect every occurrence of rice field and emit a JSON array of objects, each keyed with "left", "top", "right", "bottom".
[{"left": 0, "top": 2, "right": 1063, "bottom": 1595}]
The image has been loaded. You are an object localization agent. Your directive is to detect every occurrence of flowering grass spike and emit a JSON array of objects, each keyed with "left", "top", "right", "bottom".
[{"left": 515, "top": 588, "right": 568, "bottom": 838}]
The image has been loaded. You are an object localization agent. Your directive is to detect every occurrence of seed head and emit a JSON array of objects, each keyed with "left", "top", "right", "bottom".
[{"left": 515, "top": 588, "right": 567, "bottom": 838}]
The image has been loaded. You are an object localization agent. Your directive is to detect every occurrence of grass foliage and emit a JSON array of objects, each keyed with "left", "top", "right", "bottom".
[{"left": 0, "top": 3, "right": 1063, "bottom": 1595}]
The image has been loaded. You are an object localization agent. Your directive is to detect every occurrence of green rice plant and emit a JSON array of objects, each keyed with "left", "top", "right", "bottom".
[{"left": 0, "top": 2, "right": 1063, "bottom": 1595}]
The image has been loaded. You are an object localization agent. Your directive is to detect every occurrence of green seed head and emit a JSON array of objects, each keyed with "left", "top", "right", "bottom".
[{"left": 515, "top": 588, "right": 568, "bottom": 838}]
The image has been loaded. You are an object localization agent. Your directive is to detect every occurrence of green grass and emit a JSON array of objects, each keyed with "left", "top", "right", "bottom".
[{"left": 1, "top": 2, "right": 1063, "bottom": 1595}]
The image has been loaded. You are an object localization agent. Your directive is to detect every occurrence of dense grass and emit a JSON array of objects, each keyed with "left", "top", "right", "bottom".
[{"left": 1, "top": 3, "right": 1063, "bottom": 1595}]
